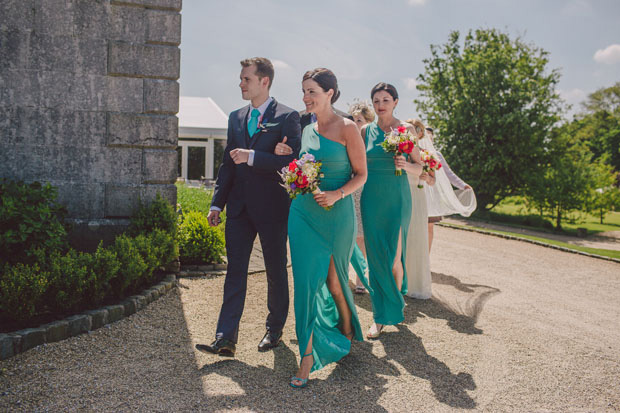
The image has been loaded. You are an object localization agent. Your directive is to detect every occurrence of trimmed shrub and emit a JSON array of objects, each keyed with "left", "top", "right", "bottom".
[
  {"left": 177, "top": 211, "right": 225, "bottom": 264},
  {"left": 0, "top": 180, "right": 68, "bottom": 265},
  {"left": 129, "top": 193, "right": 177, "bottom": 237},
  {"left": 0, "top": 263, "right": 49, "bottom": 321},
  {"left": 109, "top": 234, "right": 149, "bottom": 297}
]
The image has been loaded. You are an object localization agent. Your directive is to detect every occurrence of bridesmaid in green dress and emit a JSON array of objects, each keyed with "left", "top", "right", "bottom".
[
  {"left": 274, "top": 68, "right": 367, "bottom": 388},
  {"left": 361, "top": 83, "right": 422, "bottom": 339}
]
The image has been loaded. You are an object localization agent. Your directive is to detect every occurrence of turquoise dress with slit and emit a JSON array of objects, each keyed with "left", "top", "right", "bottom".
[
  {"left": 288, "top": 124, "right": 363, "bottom": 372},
  {"left": 361, "top": 122, "right": 412, "bottom": 325}
]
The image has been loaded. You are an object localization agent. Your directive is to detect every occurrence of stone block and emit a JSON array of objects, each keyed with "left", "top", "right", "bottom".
[
  {"left": 107, "top": 113, "right": 177, "bottom": 148},
  {"left": 144, "top": 79, "right": 179, "bottom": 114},
  {"left": 34, "top": 0, "right": 75, "bottom": 36},
  {"left": 66, "top": 314, "right": 92, "bottom": 337},
  {"left": 105, "top": 184, "right": 141, "bottom": 217},
  {"left": 36, "top": 72, "right": 110, "bottom": 110},
  {"left": 104, "top": 77, "right": 144, "bottom": 112},
  {"left": 154, "top": 283, "right": 166, "bottom": 295},
  {"left": 131, "top": 295, "right": 148, "bottom": 310},
  {"left": 42, "top": 320, "right": 69, "bottom": 343},
  {"left": 148, "top": 288, "right": 160, "bottom": 300},
  {"left": 108, "top": 41, "right": 180, "bottom": 79},
  {"left": 0, "top": 0, "right": 35, "bottom": 31},
  {"left": 0, "top": 30, "right": 31, "bottom": 71},
  {"left": 0, "top": 334, "right": 16, "bottom": 360},
  {"left": 105, "top": 304, "right": 125, "bottom": 323},
  {"left": 0, "top": 70, "right": 40, "bottom": 107},
  {"left": 121, "top": 297, "right": 138, "bottom": 316},
  {"left": 16, "top": 328, "right": 46, "bottom": 352},
  {"left": 140, "top": 183, "right": 177, "bottom": 206},
  {"left": 68, "top": 219, "right": 130, "bottom": 252},
  {"left": 109, "top": 4, "right": 146, "bottom": 43},
  {"left": 84, "top": 309, "right": 109, "bottom": 330},
  {"left": 1, "top": 107, "right": 107, "bottom": 147},
  {"left": 163, "top": 274, "right": 176, "bottom": 284},
  {"left": 214, "top": 263, "right": 227, "bottom": 271},
  {"left": 55, "top": 183, "right": 106, "bottom": 220},
  {"left": 111, "top": 0, "right": 182, "bottom": 11},
  {"left": 142, "top": 149, "right": 177, "bottom": 184},
  {"left": 73, "top": 0, "right": 111, "bottom": 38},
  {"left": 146, "top": 10, "right": 181, "bottom": 45}
]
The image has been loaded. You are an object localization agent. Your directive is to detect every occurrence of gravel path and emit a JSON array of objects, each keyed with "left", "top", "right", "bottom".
[{"left": 1, "top": 226, "right": 619, "bottom": 412}]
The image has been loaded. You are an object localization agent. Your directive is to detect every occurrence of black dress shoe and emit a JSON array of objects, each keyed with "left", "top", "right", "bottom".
[
  {"left": 196, "top": 339, "right": 236, "bottom": 357},
  {"left": 258, "top": 330, "right": 282, "bottom": 352}
]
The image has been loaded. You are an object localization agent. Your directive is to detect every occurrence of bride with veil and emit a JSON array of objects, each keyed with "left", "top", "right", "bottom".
[{"left": 403, "top": 120, "right": 477, "bottom": 299}]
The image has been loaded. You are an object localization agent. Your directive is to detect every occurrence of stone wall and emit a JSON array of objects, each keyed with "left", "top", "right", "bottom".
[{"left": 0, "top": 0, "right": 182, "bottom": 249}]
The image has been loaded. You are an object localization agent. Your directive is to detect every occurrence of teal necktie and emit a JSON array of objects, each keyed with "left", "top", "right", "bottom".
[{"left": 248, "top": 108, "right": 260, "bottom": 137}]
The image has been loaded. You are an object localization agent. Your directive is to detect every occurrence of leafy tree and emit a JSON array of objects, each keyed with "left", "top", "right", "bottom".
[
  {"left": 415, "top": 28, "right": 564, "bottom": 209},
  {"left": 588, "top": 162, "right": 620, "bottom": 224},
  {"left": 525, "top": 126, "right": 600, "bottom": 229},
  {"left": 574, "top": 83, "right": 620, "bottom": 171}
]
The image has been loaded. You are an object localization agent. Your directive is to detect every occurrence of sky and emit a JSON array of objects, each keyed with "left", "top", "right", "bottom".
[{"left": 179, "top": 0, "right": 620, "bottom": 121}]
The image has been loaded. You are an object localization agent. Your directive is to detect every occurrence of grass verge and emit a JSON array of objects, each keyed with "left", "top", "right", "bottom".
[{"left": 441, "top": 222, "right": 620, "bottom": 261}]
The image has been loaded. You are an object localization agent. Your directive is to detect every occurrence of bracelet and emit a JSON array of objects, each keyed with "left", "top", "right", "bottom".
[{"left": 340, "top": 188, "right": 345, "bottom": 199}]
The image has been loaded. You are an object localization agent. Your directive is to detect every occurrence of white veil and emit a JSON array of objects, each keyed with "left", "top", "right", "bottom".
[{"left": 417, "top": 136, "right": 477, "bottom": 217}]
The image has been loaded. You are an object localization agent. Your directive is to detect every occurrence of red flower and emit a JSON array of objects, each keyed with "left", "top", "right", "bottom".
[
  {"left": 398, "top": 141, "right": 414, "bottom": 154},
  {"left": 296, "top": 175, "right": 308, "bottom": 188},
  {"left": 397, "top": 125, "right": 407, "bottom": 134},
  {"left": 436, "top": 162, "right": 442, "bottom": 170},
  {"left": 429, "top": 159, "right": 437, "bottom": 169},
  {"left": 288, "top": 161, "right": 297, "bottom": 172}
]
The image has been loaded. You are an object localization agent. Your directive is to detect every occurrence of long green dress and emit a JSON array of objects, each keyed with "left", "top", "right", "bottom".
[
  {"left": 288, "top": 124, "right": 363, "bottom": 372},
  {"left": 361, "top": 122, "right": 412, "bottom": 325}
]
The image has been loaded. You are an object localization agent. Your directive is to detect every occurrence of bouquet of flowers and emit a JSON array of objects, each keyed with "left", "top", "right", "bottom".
[
  {"left": 279, "top": 153, "right": 331, "bottom": 210},
  {"left": 380, "top": 125, "right": 417, "bottom": 175},
  {"left": 418, "top": 149, "right": 442, "bottom": 188}
]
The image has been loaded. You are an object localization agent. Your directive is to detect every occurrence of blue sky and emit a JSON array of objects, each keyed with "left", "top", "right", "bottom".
[{"left": 179, "top": 0, "right": 620, "bottom": 120}]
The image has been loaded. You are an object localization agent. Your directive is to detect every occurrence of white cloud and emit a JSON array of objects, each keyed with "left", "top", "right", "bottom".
[
  {"left": 560, "top": 88, "right": 587, "bottom": 103},
  {"left": 408, "top": 0, "right": 427, "bottom": 6},
  {"left": 594, "top": 44, "right": 620, "bottom": 64},
  {"left": 272, "top": 59, "right": 292, "bottom": 70},
  {"left": 403, "top": 77, "right": 418, "bottom": 91}
]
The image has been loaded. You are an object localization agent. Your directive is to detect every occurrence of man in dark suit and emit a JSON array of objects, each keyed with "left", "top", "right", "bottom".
[{"left": 196, "top": 57, "right": 301, "bottom": 357}]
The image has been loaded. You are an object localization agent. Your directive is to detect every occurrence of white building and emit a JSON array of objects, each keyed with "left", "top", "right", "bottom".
[{"left": 177, "top": 96, "right": 228, "bottom": 181}]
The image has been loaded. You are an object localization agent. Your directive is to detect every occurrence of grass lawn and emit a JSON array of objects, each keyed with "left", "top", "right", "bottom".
[
  {"left": 175, "top": 182, "right": 214, "bottom": 216},
  {"left": 479, "top": 196, "right": 620, "bottom": 236},
  {"left": 442, "top": 222, "right": 620, "bottom": 260}
]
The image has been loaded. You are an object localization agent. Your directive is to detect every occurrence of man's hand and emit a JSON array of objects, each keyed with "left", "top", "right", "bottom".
[
  {"left": 207, "top": 210, "right": 221, "bottom": 227},
  {"left": 230, "top": 148, "right": 251, "bottom": 164}
]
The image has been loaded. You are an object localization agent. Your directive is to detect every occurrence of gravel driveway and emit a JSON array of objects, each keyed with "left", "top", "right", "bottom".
[{"left": 1, "top": 226, "right": 619, "bottom": 412}]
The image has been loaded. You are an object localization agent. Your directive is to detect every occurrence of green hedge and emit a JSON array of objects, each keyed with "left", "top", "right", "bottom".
[
  {"left": 0, "top": 179, "right": 69, "bottom": 265},
  {"left": 177, "top": 210, "right": 225, "bottom": 264},
  {"left": 175, "top": 182, "right": 226, "bottom": 264},
  {"left": 0, "top": 184, "right": 179, "bottom": 329}
]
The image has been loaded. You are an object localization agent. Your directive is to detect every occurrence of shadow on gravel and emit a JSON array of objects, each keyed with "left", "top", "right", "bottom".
[
  {"left": 197, "top": 341, "right": 397, "bottom": 412},
  {"left": 381, "top": 325, "right": 477, "bottom": 409}
]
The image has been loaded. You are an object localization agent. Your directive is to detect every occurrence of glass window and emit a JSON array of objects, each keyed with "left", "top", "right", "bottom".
[{"left": 188, "top": 146, "right": 206, "bottom": 180}]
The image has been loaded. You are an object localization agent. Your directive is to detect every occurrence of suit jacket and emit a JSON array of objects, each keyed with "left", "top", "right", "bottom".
[{"left": 211, "top": 98, "right": 302, "bottom": 222}]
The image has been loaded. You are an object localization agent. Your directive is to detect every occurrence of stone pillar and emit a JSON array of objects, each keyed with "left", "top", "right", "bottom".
[{"left": 0, "top": 0, "right": 182, "bottom": 249}]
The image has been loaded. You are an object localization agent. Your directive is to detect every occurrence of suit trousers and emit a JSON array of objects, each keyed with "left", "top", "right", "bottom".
[{"left": 215, "top": 208, "right": 289, "bottom": 343}]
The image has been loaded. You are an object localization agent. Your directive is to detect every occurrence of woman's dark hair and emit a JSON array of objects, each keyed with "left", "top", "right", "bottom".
[
  {"left": 371, "top": 82, "right": 398, "bottom": 101},
  {"left": 303, "top": 68, "right": 340, "bottom": 104}
]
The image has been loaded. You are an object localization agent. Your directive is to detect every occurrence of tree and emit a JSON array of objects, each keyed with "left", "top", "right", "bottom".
[
  {"left": 525, "top": 126, "right": 593, "bottom": 230},
  {"left": 415, "top": 29, "right": 564, "bottom": 209},
  {"left": 588, "top": 162, "right": 620, "bottom": 224},
  {"left": 574, "top": 83, "right": 620, "bottom": 171},
  {"left": 582, "top": 82, "right": 620, "bottom": 115}
]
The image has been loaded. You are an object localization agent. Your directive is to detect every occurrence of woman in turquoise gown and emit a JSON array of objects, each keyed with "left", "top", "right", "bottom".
[
  {"left": 274, "top": 68, "right": 367, "bottom": 388},
  {"left": 361, "top": 82, "right": 422, "bottom": 339}
]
